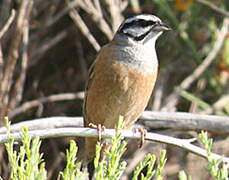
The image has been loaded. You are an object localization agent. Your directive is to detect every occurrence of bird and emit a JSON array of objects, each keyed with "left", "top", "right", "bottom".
[{"left": 83, "top": 14, "right": 170, "bottom": 165}]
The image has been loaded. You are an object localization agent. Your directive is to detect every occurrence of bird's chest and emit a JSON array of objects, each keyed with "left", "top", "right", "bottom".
[
  {"left": 110, "top": 62, "right": 155, "bottom": 93},
  {"left": 96, "top": 58, "right": 155, "bottom": 89},
  {"left": 95, "top": 60, "right": 157, "bottom": 107}
]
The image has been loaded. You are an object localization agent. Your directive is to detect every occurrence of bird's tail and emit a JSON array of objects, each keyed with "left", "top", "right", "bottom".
[
  {"left": 84, "top": 137, "right": 111, "bottom": 163},
  {"left": 83, "top": 137, "right": 111, "bottom": 179}
]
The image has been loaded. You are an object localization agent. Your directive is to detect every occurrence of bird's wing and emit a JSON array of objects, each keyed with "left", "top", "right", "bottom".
[{"left": 83, "top": 45, "right": 105, "bottom": 127}]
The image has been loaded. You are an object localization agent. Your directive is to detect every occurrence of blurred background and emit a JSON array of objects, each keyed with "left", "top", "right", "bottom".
[{"left": 0, "top": 0, "right": 229, "bottom": 179}]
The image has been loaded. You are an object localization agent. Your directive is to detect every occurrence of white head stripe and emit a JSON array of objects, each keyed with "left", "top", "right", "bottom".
[{"left": 125, "top": 14, "right": 161, "bottom": 24}]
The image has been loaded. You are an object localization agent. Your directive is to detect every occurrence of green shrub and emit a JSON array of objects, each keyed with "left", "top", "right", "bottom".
[{"left": 2, "top": 117, "right": 229, "bottom": 179}]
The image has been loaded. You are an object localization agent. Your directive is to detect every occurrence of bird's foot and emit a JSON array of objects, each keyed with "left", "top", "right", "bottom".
[
  {"left": 135, "top": 128, "right": 147, "bottom": 148},
  {"left": 88, "top": 123, "right": 105, "bottom": 142}
]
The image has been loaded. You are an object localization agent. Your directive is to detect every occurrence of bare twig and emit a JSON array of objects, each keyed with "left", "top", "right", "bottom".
[
  {"left": 189, "top": 78, "right": 206, "bottom": 113},
  {"left": 47, "top": 1, "right": 79, "bottom": 27},
  {"left": 0, "top": 0, "right": 11, "bottom": 29},
  {"left": 140, "top": 111, "right": 229, "bottom": 134},
  {"left": 104, "top": 0, "right": 125, "bottom": 32},
  {"left": 129, "top": 0, "right": 141, "bottom": 13},
  {"left": 3, "top": 111, "right": 229, "bottom": 135},
  {"left": 0, "top": 0, "right": 34, "bottom": 120},
  {"left": 9, "top": 92, "right": 84, "bottom": 118},
  {"left": 0, "top": 9, "right": 16, "bottom": 94},
  {"left": 152, "top": 75, "right": 168, "bottom": 110},
  {"left": 76, "top": 0, "right": 113, "bottom": 39},
  {"left": 197, "top": 0, "right": 229, "bottom": 17},
  {"left": 8, "top": 19, "right": 29, "bottom": 110},
  {"left": 201, "top": 94, "right": 229, "bottom": 114},
  {"left": 1, "top": 127, "right": 229, "bottom": 163},
  {"left": 162, "top": 18, "right": 229, "bottom": 111},
  {"left": 0, "top": 44, "right": 3, "bottom": 80},
  {"left": 0, "top": 116, "right": 83, "bottom": 134},
  {"left": 0, "top": 9, "right": 16, "bottom": 39},
  {"left": 29, "top": 29, "right": 68, "bottom": 67},
  {"left": 68, "top": 2, "right": 101, "bottom": 51}
]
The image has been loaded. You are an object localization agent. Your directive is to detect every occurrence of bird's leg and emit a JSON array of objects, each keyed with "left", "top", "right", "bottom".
[
  {"left": 97, "top": 124, "right": 105, "bottom": 142},
  {"left": 135, "top": 128, "right": 147, "bottom": 148},
  {"left": 88, "top": 123, "right": 105, "bottom": 142}
]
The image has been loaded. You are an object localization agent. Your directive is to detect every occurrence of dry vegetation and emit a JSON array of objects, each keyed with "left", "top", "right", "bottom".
[{"left": 0, "top": 0, "right": 229, "bottom": 179}]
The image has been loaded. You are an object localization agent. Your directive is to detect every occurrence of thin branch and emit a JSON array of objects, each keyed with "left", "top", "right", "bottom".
[
  {"left": 8, "top": 19, "right": 29, "bottom": 110},
  {"left": 9, "top": 92, "right": 84, "bottom": 118},
  {"left": 67, "top": 1, "right": 101, "bottom": 51},
  {"left": 0, "top": 9, "right": 16, "bottom": 39},
  {"left": 0, "top": 116, "right": 83, "bottom": 134},
  {"left": 201, "top": 94, "right": 229, "bottom": 114},
  {"left": 162, "top": 18, "right": 229, "bottom": 111},
  {"left": 0, "top": 0, "right": 33, "bottom": 119},
  {"left": 140, "top": 111, "right": 229, "bottom": 134},
  {"left": 0, "top": 9, "right": 16, "bottom": 97},
  {"left": 152, "top": 75, "right": 169, "bottom": 110},
  {"left": 104, "top": 0, "right": 125, "bottom": 32},
  {"left": 0, "top": 44, "right": 3, "bottom": 80},
  {"left": 0, "top": 0, "right": 11, "bottom": 28},
  {"left": 29, "top": 29, "right": 68, "bottom": 67},
  {"left": 47, "top": 1, "right": 79, "bottom": 27},
  {"left": 3, "top": 111, "right": 229, "bottom": 135},
  {"left": 197, "top": 0, "right": 229, "bottom": 17},
  {"left": 0, "top": 127, "right": 229, "bottom": 163},
  {"left": 77, "top": 0, "right": 114, "bottom": 39}
]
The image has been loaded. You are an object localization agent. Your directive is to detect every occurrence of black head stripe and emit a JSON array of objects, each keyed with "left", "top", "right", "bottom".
[
  {"left": 133, "top": 19, "right": 156, "bottom": 27},
  {"left": 119, "top": 19, "right": 156, "bottom": 33}
]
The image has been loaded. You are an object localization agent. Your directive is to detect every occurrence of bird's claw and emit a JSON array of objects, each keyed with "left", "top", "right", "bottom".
[
  {"left": 135, "top": 128, "right": 147, "bottom": 148},
  {"left": 88, "top": 123, "right": 105, "bottom": 142}
]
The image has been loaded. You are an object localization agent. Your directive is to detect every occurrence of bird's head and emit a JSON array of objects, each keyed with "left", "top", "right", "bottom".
[{"left": 115, "top": 14, "right": 171, "bottom": 46}]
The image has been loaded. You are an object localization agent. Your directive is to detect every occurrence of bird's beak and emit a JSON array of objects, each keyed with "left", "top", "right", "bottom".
[{"left": 153, "top": 22, "right": 171, "bottom": 32}]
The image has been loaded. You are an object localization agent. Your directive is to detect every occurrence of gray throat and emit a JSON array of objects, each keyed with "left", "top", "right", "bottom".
[{"left": 113, "top": 41, "right": 158, "bottom": 73}]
